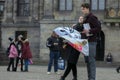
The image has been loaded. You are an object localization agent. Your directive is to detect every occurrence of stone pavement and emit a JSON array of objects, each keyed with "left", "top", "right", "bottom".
[{"left": 0, "top": 65, "right": 120, "bottom": 80}]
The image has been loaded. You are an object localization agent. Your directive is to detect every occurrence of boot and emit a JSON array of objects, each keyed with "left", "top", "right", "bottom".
[
  {"left": 59, "top": 76, "right": 65, "bottom": 80},
  {"left": 7, "top": 68, "right": 10, "bottom": 71},
  {"left": 21, "top": 68, "right": 23, "bottom": 71},
  {"left": 116, "top": 68, "right": 120, "bottom": 73},
  {"left": 72, "top": 77, "right": 77, "bottom": 80},
  {"left": 13, "top": 68, "right": 16, "bottom": 71}
]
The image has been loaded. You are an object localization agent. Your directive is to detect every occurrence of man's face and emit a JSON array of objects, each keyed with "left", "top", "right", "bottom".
[{"left": 81, "top": 7, "right": 89, "bottom": 15}]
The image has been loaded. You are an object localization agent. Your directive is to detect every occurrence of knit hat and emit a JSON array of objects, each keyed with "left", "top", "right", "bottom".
[{"left": 8, "top": 37, "right": 13, "bottom": 42}]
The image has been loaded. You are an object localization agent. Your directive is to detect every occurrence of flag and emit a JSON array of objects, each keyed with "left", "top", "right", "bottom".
[{"left": 54, "top": 27, "right": 89, "bottom": 56}]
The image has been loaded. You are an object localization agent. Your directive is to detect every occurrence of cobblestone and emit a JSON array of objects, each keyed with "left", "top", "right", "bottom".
[{"left": 0, "top": 65, "right": 120, "bottom": 80}]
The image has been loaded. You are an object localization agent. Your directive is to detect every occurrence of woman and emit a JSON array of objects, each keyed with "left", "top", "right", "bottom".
[
  {"left": 60, "top": 43, "right": 80, "bottom": 80},
  {"left": 21, "top": 38, "right": 32, "bottom": 72}
]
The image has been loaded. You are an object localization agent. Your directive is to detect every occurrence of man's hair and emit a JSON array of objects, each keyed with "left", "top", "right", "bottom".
[{"left": 81, "top": 3, "right": 90, "bottom": 9}]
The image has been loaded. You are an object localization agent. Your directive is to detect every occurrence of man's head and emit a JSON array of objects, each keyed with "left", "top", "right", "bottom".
[{"left": 81, "top": 3, "right": 90, "bottom": 15}]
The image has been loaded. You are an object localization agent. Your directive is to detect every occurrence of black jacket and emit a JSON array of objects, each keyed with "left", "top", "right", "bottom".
[
  {"left": 46, "top": 36, "right": 60, "bottom": 51},
  {"left": 73, "top": 23, "right": 87, "bottom": 39},
  {"left": 65, "top": 44, "right": 80, "bottom": 64}
]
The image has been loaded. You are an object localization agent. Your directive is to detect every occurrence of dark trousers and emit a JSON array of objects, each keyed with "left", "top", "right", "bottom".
[
  {"left": 47, "top": 51, "right": 60, "bottom": 72},
  {"left": 7, "top": 58, "right": 14, "bottom": 71},
  {"left": 62, "top": 62, "right": 77, "bottom": 79},
  {"left": 14, "top": 57, "right": 23, "bottom": 71}
]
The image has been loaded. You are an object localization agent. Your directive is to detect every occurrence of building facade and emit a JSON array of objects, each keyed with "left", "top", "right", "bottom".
[{"left": 0, "top": 0, "right": 120, "bottom": 63}]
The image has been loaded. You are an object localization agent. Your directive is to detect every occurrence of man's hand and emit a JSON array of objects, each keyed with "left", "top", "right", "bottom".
[{"left": 82, "top": 29, "right": 90, "bottom": 34}]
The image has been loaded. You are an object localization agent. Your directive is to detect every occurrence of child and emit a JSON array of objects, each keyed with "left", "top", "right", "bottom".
[{"left": 7, "top": 37, "right": 18, "bottom": 71}]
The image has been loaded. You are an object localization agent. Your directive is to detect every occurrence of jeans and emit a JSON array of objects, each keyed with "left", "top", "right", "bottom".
[
  {"left": 47, "top": 51, "right": 60, "bottom": 72},
  {"left": 85, "top": 42, "right": 97, "bottom": 80},
  {"left": 24, "top": 59, "right": 29, "bottom": 71}
]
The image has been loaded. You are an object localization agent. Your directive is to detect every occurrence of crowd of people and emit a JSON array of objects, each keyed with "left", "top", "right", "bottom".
[{"left": 6, "top": 35, "right": 32, "bottom": 72}]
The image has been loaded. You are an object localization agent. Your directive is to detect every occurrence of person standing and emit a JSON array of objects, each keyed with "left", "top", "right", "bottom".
[
  {"left": 21, "top": 38, "right": 32, "bottom": 72},
  {"left": 81, "top": 3, "right": 101, "bottom": 80},
  {"left": 59, "top": 16, "right": 85, "bottom": 80},
  {"left": 14, "top": 35, "right": 23, "bottom": 71},
  {"left": 72, "top": 16, "right": 87, "bottom": 39},
  {"left": 46, "top": 31, "right": 60, "bottom": 74},
  {"left": 7, "top": 37, "right": 18, "bottom": 71}
]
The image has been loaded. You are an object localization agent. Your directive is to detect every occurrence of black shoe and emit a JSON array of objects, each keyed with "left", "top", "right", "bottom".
[
  {"left": 116, "top": 68, "right": 119, "bottom": 73},
  {"left": 7, "top": 68, "right": 10, "bottom": 71},
  {"left": 21, "top": 68, "right": 23, "bottom": 71},
  {"left": 13, "top": 68, "right": 16, "bottom": 72},
  {"left": 60, "top": 76, "right": 65, "bottom": 80}
]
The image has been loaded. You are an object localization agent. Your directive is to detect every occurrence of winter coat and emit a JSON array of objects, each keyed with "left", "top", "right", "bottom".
[
  {"left": 83, "top": 13, "right": 101, "bottom": 42},
  {"left": 8, "top": 43, "right": 18, "bottom": 58},
  {"left": 46, "top": 36, "right": 61, "bottom": 51},
  {"left": 21, "top": 40, "right": 32, "bottom": 59}
]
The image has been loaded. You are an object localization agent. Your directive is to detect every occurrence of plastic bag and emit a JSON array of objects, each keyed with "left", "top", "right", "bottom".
[{"left": 58, "top": 57, "right": 65, "bottom": 70}]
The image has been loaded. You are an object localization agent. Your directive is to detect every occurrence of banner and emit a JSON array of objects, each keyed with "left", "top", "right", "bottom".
[{"left": 54, "top": 27, "right": 89, "bottom": 56}]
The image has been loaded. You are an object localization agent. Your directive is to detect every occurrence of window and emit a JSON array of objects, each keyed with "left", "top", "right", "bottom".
[
  {"left": 91, "top": 0, "right": 105, "bottom": 11},
  {"left": 17, "top": 0, "right": 30, "bottom": 16},
  {"left": 15, "top": 31, "right": 27, "bottom": 41},
  {"left": 0, "top": 1, "right": 4, "bottom": 17},
  {"left": 106, "top": 0, "right": 120, "bottom": 9},
  {"left": 59, "top": 0, "right": 73, "bottom": 11}
]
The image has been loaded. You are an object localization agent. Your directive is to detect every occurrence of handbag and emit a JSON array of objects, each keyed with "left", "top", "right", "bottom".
[
  {"left": 28, "top": 59, "right": 33, "bottom": 64},
  {"left": 58, "top": 57, "right": 65, "bottom": 70}
]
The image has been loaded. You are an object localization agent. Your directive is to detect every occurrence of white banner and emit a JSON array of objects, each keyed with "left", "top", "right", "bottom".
[{"left": 54, "top": 27, "right": 89, "bottom": 56}]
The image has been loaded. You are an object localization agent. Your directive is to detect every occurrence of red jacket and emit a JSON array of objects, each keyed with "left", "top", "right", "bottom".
[{"left": 21, "top": 40, "right": 32, "bottom": 59}]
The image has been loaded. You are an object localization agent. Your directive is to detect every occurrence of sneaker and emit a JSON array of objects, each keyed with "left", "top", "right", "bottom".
[
  {"left": 55, "top": 71, "right": 60, "bottom": 75},
  {"left": 47, "top": 72, "right": 51, "bottom": 75}
]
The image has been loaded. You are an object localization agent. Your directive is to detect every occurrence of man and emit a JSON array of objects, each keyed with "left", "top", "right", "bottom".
[
  {"left": 46, "top": 31, "right": 60, "bottom": 74},
  {"left": 81, "top": 3, "right": 101, "bottom": 80}
]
